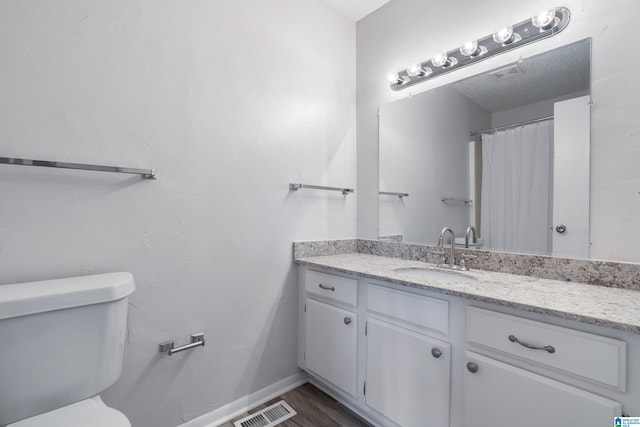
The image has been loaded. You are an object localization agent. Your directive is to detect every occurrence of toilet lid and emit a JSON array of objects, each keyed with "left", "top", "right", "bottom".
[{"left": 9, "top": 396, "right": 130, "bottom": 427}]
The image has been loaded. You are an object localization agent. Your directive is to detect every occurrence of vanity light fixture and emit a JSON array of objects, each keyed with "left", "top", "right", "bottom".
[{"left": 389, "top": 6, "right": 570, "bottom": 91}]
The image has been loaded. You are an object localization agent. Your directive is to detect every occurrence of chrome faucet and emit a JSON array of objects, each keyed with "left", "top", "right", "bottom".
[
  {"left": 465, "top": 226, "right": 477, "bottom": 248},
  {"left": 459, "top": 226, "right": 479, "bottom": 271},
  {"left": 437, "top": 227, "right": 456, "bottom": 269}
]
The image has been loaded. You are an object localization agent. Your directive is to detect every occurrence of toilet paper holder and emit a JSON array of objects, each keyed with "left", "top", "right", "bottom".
[{"left": 159, "top": 333, "right": 205, "bottom": 356}]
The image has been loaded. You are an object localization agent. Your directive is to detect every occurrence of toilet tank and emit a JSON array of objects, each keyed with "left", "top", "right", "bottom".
[{"left": 0, "top": 272, "right": 135, "bottom": 425}]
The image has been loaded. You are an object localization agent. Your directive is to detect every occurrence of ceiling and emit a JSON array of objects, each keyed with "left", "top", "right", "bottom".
[{"left": 318, "top": 0, "right": 392, "bottom": 21}]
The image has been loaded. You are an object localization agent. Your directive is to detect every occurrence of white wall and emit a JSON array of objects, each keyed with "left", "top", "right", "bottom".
[
  {"left": 357, "top": 0, "right": 640, "bottom": 262},
  {"left": 0, "top": 1, "right": 356, "bottom": 426},
  {"left": 379, "top": 85, "right": 490, "bottom": 243}
]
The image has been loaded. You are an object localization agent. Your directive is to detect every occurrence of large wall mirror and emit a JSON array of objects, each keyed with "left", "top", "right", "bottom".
[{"left": 379, "top": 38, "right": 591, "bottom": 258}]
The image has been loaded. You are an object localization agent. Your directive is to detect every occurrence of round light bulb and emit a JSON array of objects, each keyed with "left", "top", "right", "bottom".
[
  {"left": 408, "top": 64, "right": 433, "bottom": 77},
  {"left": 460, "top": 40, "right": 479, "bottom": 56},
  {"left": 532, "top": 8, "right": 557, "bottom": 29},
  {"left": 407, "top": 64, "right": 423, "bottom": 77},
  {"left": 431, "top": 52, "right": 449, "bottom": 67},
  {"left": 388, "top": 72, "right": 408, "bottom": 85},
  {"left": 493, "top": 26, "right": 514, "bottom": 44}
]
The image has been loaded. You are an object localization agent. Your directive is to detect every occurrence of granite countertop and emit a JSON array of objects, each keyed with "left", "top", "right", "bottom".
[{"left": 295, "top": 253, "right": 640, "bottom": 335}]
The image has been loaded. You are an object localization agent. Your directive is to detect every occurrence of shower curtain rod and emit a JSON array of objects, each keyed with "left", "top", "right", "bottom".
[{"left": 470, "top": 115, "right": 554, "bottom": 137}]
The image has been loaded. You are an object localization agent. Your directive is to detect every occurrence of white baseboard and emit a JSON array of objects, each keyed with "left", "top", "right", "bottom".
[{"left": 177, "top": 373, "right": 308, "bottom": 427}]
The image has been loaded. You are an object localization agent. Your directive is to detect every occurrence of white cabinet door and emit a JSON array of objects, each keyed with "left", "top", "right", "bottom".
[
  {"left": 365, "top": 318, "right": 451, "bottom": 427},
  {"left": 463, "top": 352, "right": 621, "bottom": 427},
  {"left": 305, "top": 298, "right": 358, "bottom": 397}
]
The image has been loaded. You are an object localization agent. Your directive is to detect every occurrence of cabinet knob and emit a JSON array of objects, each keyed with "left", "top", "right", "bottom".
[
  {"left": 467, "top": 362, "right": 479, "bottom": 373},
  {"left": 431, "top": 348, "right": 442, "bottom": 358},
  {"left": 344, "top": 317, "right": 352, "bottom": 325},
  {"left": 555, "top": 224, "right": 567, "bottom": 233}
]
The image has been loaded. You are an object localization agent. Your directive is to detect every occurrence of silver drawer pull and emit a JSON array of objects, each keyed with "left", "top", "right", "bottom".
[
  {"left": 508, "top": 335, "right": 555, "bottom": 354},
  {"left": 318, "top": 283, "right": 335, "bottom": 291}
]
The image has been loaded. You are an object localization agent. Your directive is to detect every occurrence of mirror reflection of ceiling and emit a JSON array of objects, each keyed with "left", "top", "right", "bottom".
[{"left": 451, "top": 40, "right": 590, "bottom": 113}]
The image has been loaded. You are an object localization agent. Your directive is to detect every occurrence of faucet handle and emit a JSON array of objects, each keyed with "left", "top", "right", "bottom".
[
  {"left": 459, "top": 253, "right": 478, "bottom": 271},
  {"left": 430, "top": 249, "right": 446, "bottom": 266}
]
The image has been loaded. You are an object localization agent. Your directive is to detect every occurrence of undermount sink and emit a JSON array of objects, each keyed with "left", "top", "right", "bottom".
[{"left": 393, "top": 267, "right": 477, "bottom": 283}]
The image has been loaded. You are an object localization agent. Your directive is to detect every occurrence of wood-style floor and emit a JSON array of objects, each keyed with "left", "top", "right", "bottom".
[{"left": 220, "top": 382, "right": 373, "bottom": 427}]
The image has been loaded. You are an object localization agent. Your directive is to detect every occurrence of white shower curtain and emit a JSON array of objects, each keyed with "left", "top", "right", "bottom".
[{"left": 480, "top": 120, "right": 553, "bottom": 254}]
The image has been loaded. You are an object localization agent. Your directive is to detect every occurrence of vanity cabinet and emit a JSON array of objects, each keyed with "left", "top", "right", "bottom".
[
  {"left": 298, "top": 264, "right": 636, "bottom": 427},
  {"left": 364, "top": 284, "right": 450, "bottom": 426},
  {"left": 300, "top": 270, "right": 452, "bottom": 426},
  {"left": 463, "top": 351, "right": 621, "bottom": 427},
  {"left": 365, "top": 317, "right": 450, "bottom": 427},
  {"left": 305, "top": 298, "right": 358, "bottom": 397},
  {"left": 463, "top": 307, "right": 624, "bottom": 426},
  {"left": 303, "top": 270, "right": 358, "bottom": 397}
]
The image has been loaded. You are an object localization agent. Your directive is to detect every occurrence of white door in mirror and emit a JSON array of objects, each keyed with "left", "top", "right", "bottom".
[{"left": 553, "top": 95, "right": 591, "bottom": 258}]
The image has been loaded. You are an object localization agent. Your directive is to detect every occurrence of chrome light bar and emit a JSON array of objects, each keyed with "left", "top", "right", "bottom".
[{"left": 389, "top": 7, "right": 570, "bottom": 91}]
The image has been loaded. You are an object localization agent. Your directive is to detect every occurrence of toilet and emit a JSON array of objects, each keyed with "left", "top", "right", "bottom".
[{"left": 0, "top": 272, "right": 135, "bottom": 427}]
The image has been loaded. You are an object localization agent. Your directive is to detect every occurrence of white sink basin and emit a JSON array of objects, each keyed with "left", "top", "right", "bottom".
[{"left": 393, "top": 267, "right": 477, "bottom": 283}]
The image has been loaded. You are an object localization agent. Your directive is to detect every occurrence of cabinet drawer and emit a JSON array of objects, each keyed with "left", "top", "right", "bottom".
[
  {"left": 467, "top": 307, "right": 626, "bottom": 390},
  {"left": 305, "top": 270, "right": 357, "bottom": 307},
  {"left": 367, "top": 284, "right": 448, "bottom": 335}
]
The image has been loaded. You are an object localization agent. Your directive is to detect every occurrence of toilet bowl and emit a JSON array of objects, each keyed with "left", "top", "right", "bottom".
[{"left": 8, "top": 396, "right": 130, "bottom": 427}]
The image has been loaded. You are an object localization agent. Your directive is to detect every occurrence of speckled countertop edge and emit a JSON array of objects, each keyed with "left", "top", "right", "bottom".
[
  {"left": 293, "top": 239, "right": 640, "bottom": 291},
  {"left": 295, "top": 253, "right": 640, "bottom": 335}
]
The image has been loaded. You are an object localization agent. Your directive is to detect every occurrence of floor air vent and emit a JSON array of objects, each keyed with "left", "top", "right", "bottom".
[{"left": 233, "top": 400, "right": 297, "bottom": 427}]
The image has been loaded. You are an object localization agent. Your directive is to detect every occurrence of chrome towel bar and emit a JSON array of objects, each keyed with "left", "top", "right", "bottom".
[
  {"left": 289, "top": 183, "right": 354, "bottom": 195},
  {"left": 441, "top": 197, "right": 473, "bottom": 204},
  {"left": 159, "top": 333, "right": 205, "bottom": 356},
  {"left": 379, "top": 191, "right": 409, "bottom": 198},
  {"left": 0, "top": 156, "right": 156, "bottom": 179}
]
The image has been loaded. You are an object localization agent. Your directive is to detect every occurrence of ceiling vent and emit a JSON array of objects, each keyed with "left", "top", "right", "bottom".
[
  {"left": 233, "top": 401, "right": 297, "bottom": 427},
  {"left": 489, "top": 64, "right": 524, "bottom": 80}
]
